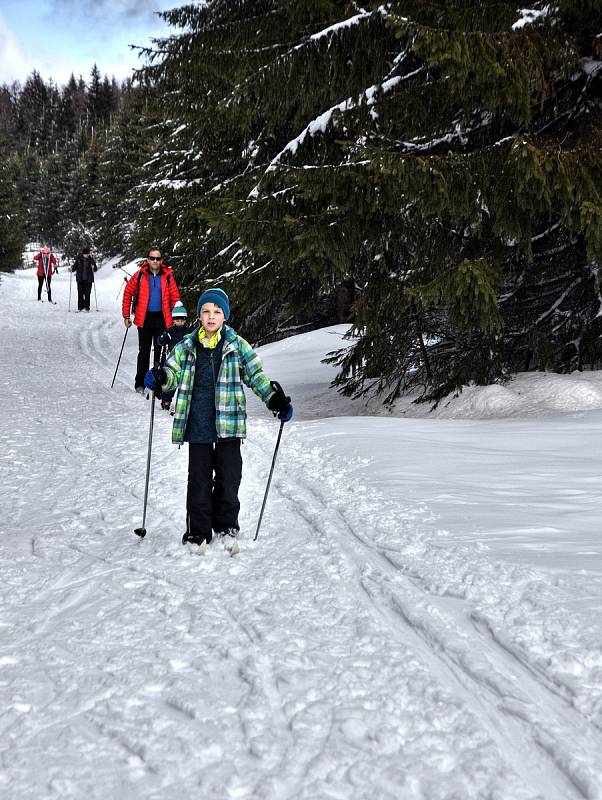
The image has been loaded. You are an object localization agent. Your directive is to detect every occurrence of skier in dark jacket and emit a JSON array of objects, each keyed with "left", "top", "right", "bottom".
[
  {"left": 71, "top": 247, "right": 97, "bottom": 311},
  {"left": 156, "top": 301, "right": 193, "bottom": 411}
]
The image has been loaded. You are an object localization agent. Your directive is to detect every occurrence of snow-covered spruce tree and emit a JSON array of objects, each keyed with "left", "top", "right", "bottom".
[
  {"left": 131, "top": 5, "right": 241, "bottom": 295},
  {"left": 98, "top": 81, "right": 164, "bottom": 260},
  {"left": 54, "top": 136, "right": 97, "bottom": 256},
  {"left": 86, "top": 65, "right": 119, "bottom": 135},
  {"left": 141, "top": 1, "right": 602, "bottom": 399},
  {"left": 14, "top": 72, "right": 61, "bottom": 153},
  {"left": 134, "top": 0, "right": 375, "bottom": 324},
  {"left": 59, "top": 76, "right": 135, "bottom": 258},
  {"left": 56, "top": 75, "right": 88, "bottom": 142},
  {"left": 34, "top": 131, "right": 107, "bottom": 258},
  {"left": 0, "top": 69, "right": 126, "bottom": 255},
  {"left": 0, "top": 153, "right": 25, "bottom": 270}
]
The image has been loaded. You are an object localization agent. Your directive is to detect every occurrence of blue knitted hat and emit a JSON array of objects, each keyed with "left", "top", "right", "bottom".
[{"left": 196, "top": 288, "right": 230, "bottom": 320}]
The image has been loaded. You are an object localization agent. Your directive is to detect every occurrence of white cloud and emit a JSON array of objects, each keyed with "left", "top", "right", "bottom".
[
  {"left": 0, "top": 0, "right": 174, "bottom": 87},
  {"left": 0, "top": 25, "right": 126, "bottom": 85},
  {"left": 49, "top": 0, "right": 172, "bottom": 26},
  {"left": 0, "top": 9, "right": 158, "bottom": 86},
  {"left": 0, "top": 12, "right": 30, "bottom": 84}
]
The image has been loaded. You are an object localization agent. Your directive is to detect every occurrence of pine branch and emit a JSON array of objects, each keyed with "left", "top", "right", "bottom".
[
  {"left": 248, "top": 68, "right": 422, "bottom": 197},
  {"left": 534, "top": 276, "right": 587, "bottom": 325}
]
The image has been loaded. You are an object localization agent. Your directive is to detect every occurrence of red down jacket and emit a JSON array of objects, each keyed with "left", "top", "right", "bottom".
[
  {"left": 122, "top": 262, "right": 180, "bottom": 327},
  {"left": 34, "top": 252, "right": 58, "bottom": 277}
]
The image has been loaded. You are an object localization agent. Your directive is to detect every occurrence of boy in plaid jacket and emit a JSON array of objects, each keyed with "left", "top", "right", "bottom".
[{"left": 145, "top": 288, "right": 292, "bottom": 554}]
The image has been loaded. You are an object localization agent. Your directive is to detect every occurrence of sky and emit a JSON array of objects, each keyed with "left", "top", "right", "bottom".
[
  {"left": 1, "top": 258, "right": 602, "bottom": 798},
  {"left": 0, "top": 0, "right": 177, "bottom": 87}
]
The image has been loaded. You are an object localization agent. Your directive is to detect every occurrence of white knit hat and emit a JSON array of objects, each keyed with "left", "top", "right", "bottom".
[{"left": 172, "top": 301, "right": 188, "bottom": 319}]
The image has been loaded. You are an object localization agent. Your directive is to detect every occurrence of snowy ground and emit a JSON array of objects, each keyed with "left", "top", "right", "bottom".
[{"left": 1, "top": 262, "right": 602, "bottom": 800}]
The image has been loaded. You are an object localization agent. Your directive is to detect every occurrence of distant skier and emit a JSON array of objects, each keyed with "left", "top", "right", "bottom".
[
  {"left": 156, "top": 300, "right": 193, "bottom": 411},
  {"left": 71, "top": 247, "right": 97, "bottom": 312},
  {"left": 143, "top": 288, "right": 293, "bottom": 555},
  {"left": 122, "top": 247, "right": 180, "bottom": 394},
  {"left": 33, "top": 246, "right": 58, "bottom": 302}
]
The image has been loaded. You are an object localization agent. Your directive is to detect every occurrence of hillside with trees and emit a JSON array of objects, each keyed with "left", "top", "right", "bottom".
[
  {"left": 0, "top": 66, "right": 158, "bottom": 269},
  {"left": 1, "top": 1, "right": 601, "bottom": 403}
]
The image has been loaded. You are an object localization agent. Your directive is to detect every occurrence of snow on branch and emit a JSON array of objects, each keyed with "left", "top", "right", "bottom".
[
  {"left": 248, "top": 69, "right": 420, "bottom": 199},
  {"left": 226, "top": 7, "right": 387, "bottom": 108},
  {"left": 535, "top": 276, "right": 583, "bottom": 325},
  {"left": 511, "top": 6, "right": 550, "bottom": 31},
  {"left": 396, "top": 112, "right": 492, "bottom": 153},
  {"left": 309, "top": 8, "right": 380, "bottom": 42}
]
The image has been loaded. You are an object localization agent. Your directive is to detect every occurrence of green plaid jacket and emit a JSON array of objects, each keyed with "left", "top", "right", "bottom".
[{"left": 162, "top": 325, "right": 274, "bottom": 444}]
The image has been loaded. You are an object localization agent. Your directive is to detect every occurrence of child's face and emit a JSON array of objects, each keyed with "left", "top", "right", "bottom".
[
  {"left": 200, "top": 303, "right": 224, "bottom": 333},
  {"left": 173, "top": 318, "right": 186, "bottom": 327}
]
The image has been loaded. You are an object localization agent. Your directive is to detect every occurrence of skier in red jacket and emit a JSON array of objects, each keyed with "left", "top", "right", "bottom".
[
  {"left": 122, "top": 247, "right": 181, "bottom": 393},
  {"left": 33, "top": 246, "right": 58, "bottom": 302}
]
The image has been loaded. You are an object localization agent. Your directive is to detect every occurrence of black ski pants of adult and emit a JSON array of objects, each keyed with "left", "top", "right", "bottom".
[
  {"left": 187, "top": 440, "right": 242, "bottom": 543},
  {"left": 77, "top": 280, "right": 92, "bottom": 311},
  {"left": 135, "top": 311, "right": 165, "bottom": 389},
  {"left": 37, "top": 275, "right": 52, "bottom": 301}
]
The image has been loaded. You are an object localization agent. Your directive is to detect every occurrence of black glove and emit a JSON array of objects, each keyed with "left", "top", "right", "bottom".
[
  {"left": 157, "top": 330, "right": 172, "bottom": 347},
  {"left": 145, "top": 366, "right": 167, "bottom": 398},
  {"left": 267, "top": 381, "right": 292, "bottom": 420},
  {"left": 153, "top": 366, "right": 167, "bottom": 385}
]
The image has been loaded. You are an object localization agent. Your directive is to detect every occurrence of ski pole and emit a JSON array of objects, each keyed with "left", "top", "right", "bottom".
[
  {"left": 111, "top": 326, "right": 129, "bottom": 388},
  {"left": 253, "top": 419, "right": 285, "bottom": 541},
  {"left": 134, "top": 390, "right": 156, "bottom": 539},
  {"left": 68, "top": 267, "right": 72, "bottom": 311},
  {"left": 43, "top": 255, "right": 51, "bottom": 300},
  {"left": 134, "top": 347, "right": 166, "bottom": 539},
  {"left": 93, "top": 281, "right": 99, "bottom": 311}
]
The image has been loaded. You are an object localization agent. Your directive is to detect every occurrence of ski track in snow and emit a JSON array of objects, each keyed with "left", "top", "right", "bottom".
[
  {"left": 1, "top": 265, "right": 602, "bottom": 799},
  {"left": 276, "top": 466, "right": 602, "bottom": 800}
]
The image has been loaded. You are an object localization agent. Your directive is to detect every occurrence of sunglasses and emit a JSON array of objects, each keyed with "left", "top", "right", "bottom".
[{"left": 148, "top": 256, "right": 161, "bottom": 261}]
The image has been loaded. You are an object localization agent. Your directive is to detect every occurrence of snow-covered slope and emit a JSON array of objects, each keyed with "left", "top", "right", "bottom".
[{"left": 1, "top": 263, "right": 602, "bottom": 799}]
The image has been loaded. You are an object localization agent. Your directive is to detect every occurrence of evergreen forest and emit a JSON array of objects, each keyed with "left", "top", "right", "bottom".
[{"left": 1, "top": 0, "right": 602, "bottom": 402}]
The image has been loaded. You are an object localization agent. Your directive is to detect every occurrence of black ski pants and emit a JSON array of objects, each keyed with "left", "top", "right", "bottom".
[
  {"left": 187, "top": 440, "right": 242, "bottom": 543},
  {"left": 77, "top": 280, "right": 92, "bottom": 311},
  {"left": 135, "top": 311, "right": 165, "bottom": 389},
  {"left": 37, "top": 275, "right": 52, "bottom": 301}
]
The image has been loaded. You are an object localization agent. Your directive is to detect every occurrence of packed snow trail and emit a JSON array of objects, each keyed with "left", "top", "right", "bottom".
[{"left": 1, "top": 264, "right": 602, "bottom": 799}]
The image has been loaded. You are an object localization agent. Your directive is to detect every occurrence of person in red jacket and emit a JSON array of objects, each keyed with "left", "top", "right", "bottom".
[
  {"left": 122, "top": 247, "right": 181, "bottom": 393},
  {"left": 33, "top": 246, "right": 58, "bottom": 302}
]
